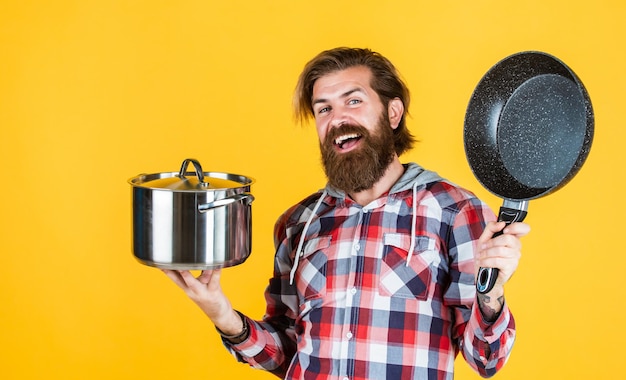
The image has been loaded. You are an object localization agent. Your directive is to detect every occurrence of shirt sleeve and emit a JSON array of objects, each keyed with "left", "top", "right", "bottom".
[
  {"left": 463, "top": 299, "right": 516, "bottom": 377},
  {"left": 446, "top": 197, "right": 516, "bottom": 378},
  {"left": 221, "top": 205, "right": 302, "bottom": 378}
]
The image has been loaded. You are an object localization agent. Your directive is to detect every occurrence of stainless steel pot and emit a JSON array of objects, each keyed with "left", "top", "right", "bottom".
[{"left": 128, "top": 158, "right": 254, "bottom": 269}]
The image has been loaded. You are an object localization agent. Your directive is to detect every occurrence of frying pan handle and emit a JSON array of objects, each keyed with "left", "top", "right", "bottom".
[{"left": 476, "top": 200, "right": 528, "bottom": 294}]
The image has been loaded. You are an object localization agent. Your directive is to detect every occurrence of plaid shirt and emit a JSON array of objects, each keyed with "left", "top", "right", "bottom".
[{"left": 225, "top": 164, "right": 515, "bottom": 379}]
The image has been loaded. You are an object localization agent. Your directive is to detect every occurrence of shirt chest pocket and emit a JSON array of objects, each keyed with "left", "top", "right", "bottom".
[
  {"left": 296, "top": 235, "right": 332, "bottom": 301},
  {"left": 379, "top": 233, "right": 439, "bottom": 301}
]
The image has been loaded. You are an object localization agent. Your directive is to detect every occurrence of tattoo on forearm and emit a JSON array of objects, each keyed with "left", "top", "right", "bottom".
[{"left": 477, "top": 293, "right": 504, "bottom": 322}]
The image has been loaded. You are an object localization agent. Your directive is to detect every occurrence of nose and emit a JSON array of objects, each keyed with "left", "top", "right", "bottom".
[
  {"left": 318, "top": 112, "right": 344, "bottom": 144},
  {"left": 329, "top": 108, "right": 347, "bottom": 129},
  {"left": 331, "top": 119, "right": 344, "bottom": 128}
]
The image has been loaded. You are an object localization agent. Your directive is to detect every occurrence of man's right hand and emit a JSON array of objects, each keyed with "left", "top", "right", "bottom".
[{"left": 162, "top": 269, "right": 244, "bottom": 336}]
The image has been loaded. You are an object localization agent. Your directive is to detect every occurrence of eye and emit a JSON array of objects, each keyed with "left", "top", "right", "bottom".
[
  {"left": 317, "top": 106, "right": 331, "bottom": 114},
  {"left": 348, "top": 98, "right": 362, "bottom": 105}
]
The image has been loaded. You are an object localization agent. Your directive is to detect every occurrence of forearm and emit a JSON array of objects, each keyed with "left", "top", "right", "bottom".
[
  {"left": 214, "top": 309, "right": 249, "bottom": 344},
  {"left": 476, "top": 285, "right": 505, "bottom": 322},
  {"left": 209, "top": 304, "right": 245, "bottom": 337}
]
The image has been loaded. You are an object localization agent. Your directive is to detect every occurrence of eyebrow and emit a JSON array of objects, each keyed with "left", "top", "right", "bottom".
[{"left": 312, "top": 88, "right": 364, "bottom": 107}]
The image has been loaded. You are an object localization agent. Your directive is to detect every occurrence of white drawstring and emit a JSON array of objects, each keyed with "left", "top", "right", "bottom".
[
  {"left": 290, "top": 189, "right": 327, "bottom": 285},
  {"left": 406, "top": 182, "right": 418, "bottom": 266}
]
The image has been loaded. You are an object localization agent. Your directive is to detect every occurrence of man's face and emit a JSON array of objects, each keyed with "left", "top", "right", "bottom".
[
  {"left": 319, "top": 112, "right": 396, "bottom": 193},
  {"left": 311, "top": 66, "right": 399, "bottom": 193}
]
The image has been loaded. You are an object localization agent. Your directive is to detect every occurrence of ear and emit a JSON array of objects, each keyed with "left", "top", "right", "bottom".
[{"left": 387, "top": 97, "right": 404, "bottom": 130}]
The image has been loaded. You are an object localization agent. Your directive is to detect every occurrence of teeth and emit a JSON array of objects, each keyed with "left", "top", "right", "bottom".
[{"left": 334, "top": 133, "right": 360, "bottom": 145}]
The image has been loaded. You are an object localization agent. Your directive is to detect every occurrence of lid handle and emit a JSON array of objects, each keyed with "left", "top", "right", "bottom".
[{"left": 178, "top": 158, "right": 206, "bottom": 184}]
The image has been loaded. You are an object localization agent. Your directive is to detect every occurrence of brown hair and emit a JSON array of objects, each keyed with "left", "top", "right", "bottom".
[{"left": 293, "top": 47, "right": 415, "bottom": 156}]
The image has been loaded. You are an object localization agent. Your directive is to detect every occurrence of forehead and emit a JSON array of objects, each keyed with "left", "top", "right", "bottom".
[{"left": 312, "top": 66, "right": 375, "bottom": 100}]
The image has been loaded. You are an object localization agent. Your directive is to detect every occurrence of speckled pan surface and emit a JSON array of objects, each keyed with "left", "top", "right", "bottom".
[{"left": 463, "top": 51, "right": 594, "bottom": 201}]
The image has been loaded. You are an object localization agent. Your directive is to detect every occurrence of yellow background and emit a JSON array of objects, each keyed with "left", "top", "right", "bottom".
[{"left": 1, "top": 1, "right": 622, "bottom": 379}]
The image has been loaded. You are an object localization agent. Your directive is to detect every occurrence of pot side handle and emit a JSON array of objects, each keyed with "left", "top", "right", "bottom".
[{"left": 198, "top": 193, "right": 255, "bottom": 213}]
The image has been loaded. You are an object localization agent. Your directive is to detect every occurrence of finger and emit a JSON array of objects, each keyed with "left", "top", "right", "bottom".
[
  {"left": 178, "top": 270, "right": 201, "bottom": 288},
  {"left": 481, "top": 223, "right": 528, "bottom": 252},
  {"left": 486, "top": 233, "right": 521, "bottom": 252},
  {"left": 479, "top": 221, "right": 507, "bottom": 244},
  {"left": 197, "top": 269, "right": 215, "bottom": 284},
  {"left": 478, "top": 222, "right": 506, "bottom": 252},
  {"left": 477, "top": 243, "right": 521, "bottom": 274},
  {"left": 502, "top": 222, "right": 531, "bottom": 237},
  {"left": 179, "top": 270, "right": 221, "bottom": 298},
  {"left": 204, "top": 269, "right": 223, "bottom": 292},
  {"left": 477, "top": 245, "right": 520, "bottom": 270},
  {"left": 484, "top": 255, "right": 519, "bottom": 276},
  {"left": 162, "top": 269, "right": 188, "bottom": 289},
  {"left": 478, "top": 246, "right": 520, "bottom": 263}
]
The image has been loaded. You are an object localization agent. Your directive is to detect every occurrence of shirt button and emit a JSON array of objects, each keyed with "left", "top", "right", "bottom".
[
  {"left": 346, "top": 332, "right": 353, "bottom": 339},
  {"left": 350, "top": 287, "right": 357, "bottom": 295},
  {"left": 354, "top": 243, "right": 360, "bottom": 251},
  {"left": 343, "top": 377, "right": 350, "bottom": 380}
]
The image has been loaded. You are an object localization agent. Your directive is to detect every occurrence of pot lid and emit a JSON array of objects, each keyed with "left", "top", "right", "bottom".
[
  {"left": 129, "top": 159, "right": 254, "bottom": 191},
  {"left": 139, "top": 175, "right": 246, "bottom": 190}
]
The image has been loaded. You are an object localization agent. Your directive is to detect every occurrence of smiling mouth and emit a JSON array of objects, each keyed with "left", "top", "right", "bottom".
[{"left": 334, "top": 133, "right": 363, "bottom": 150}]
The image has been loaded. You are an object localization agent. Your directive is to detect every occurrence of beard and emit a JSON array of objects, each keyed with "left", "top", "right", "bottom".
[{"left": 320, "top": 113, "right": 396, "bottom": 193}]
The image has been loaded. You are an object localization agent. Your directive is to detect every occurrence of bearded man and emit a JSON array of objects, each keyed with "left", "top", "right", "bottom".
[{"left": 163, "top": 47, "right": 530, "bottom": 379}]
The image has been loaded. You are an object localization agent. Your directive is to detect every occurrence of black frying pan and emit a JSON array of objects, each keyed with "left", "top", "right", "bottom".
[{"left": 464, "top": 51, "right": 594, "bottom": 294}]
